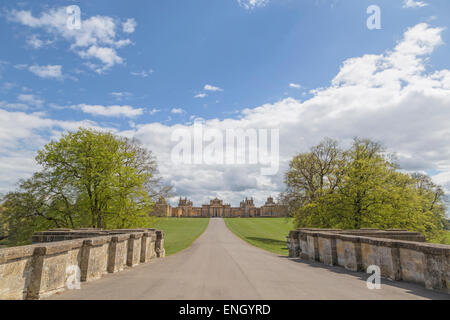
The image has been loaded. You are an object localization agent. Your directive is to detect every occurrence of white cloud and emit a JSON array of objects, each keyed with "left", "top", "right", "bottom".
[
  {"left": 8, "top": 7, "right": 133, "bottom": 71},
  {"left": 0, "top": 101, "right": 28, "bottom": 110},
  {"left": 131, "top": 69, "right": 153, "bottom": 77},
  {"left": 0, "top": 109, "right": 109, "bottom": 192},
  {"left": 111, "top": 92, "right": 132, "bottom": 101},
  {"left": 26, "top": 34, "right": 44, "bottom": 49},
  {"left": 77, "top": 104, "right": 144, "bottom": 118},
  {"left": 289, "top": 83, "right": 301, "bottom": 89},
  {"left": 122, "top": 18, "right": 136, "bottom": 33},
  {"left": 2, "top": 23, "right": 450, "bottom": 209},
  {"left": 13, "top": 64, "right": 28, "bottom": 70},
  {"left": 17, "top": 94, "right": 44, "bottom": 107},
  {"left": 171, "top": 108, "right": 185, "bottom": 114},
  {"left": 204, "top": 84, "right": 223, "bottom": 92},
  {"left": 78, "top": 46, "right": 123, "bottom": 72},
  {"left": 403, "top": 0, "right": 429, "bottom": 8},
  {"left": 238, "top": 0, "right": 269, "bottom": 10},
  {"left": 194, "top": 93, "right": 207, "bottom": 98},
  {"left": 120, "top": 23, "right": 450, "bottom": 206},
  {"left": 28, "top": 64, "right": 63, "bottom": 79},
  {"left": 149, "top": 108, "right": 161, "bottom": 115}
]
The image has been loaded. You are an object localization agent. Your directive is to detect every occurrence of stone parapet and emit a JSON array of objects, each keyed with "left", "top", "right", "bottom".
[
  {"left": 287, "top": 229, "right": 449, "bottom": 294},
  {"left": 0, "top": 228, "right": 165, "bottom": 300}
]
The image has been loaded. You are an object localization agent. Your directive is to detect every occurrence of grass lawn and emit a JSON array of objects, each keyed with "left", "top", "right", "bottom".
[
  {"left": 443, "top": 231, "right": 450, "bottom": 245},
  {"left": 152, "top": 218, "right": 210, "bottom": 256},
  {"left": 224, "top": 218, "right": 295, "bottom": 256}
]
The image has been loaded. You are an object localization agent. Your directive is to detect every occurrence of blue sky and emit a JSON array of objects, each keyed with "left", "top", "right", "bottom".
[{"left": 1, "top": 0, "right": 450, "bottom": 207}]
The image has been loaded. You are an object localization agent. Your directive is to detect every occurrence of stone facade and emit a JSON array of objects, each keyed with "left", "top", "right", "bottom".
[
  {"left": 287, "top": 228, "right": 449, "bottom": 294},
  {"left": 153, "top": 196, "right": 287, "bottom": 218},
  {"left": 0, "top": 228, "right": 164, "bottom": 300}
]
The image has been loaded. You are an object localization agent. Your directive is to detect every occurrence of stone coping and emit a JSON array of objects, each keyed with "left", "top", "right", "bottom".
[
  {"left": 129, "top": 233, "right": 144, "bottom": 239},
  {"left": 34, "top": 242, "right": 73, "bottom": 256},
  {"left": 111, "top": 234, "right": 131, "bottom": 242},
  {"left": 82, "top": 235, "right": 113, "bottom": 247},
  {"left": 291, "top": 229, "right": 450, "bottom": 255},
  {"left": 0, "top": 228, "right": 163, "bottom": 260},
  {"left": 0, "top": 238, "right": 85, "bottom": 262},
  {"left": 0, "top": 244, "right": 36, "bottom": 263}
]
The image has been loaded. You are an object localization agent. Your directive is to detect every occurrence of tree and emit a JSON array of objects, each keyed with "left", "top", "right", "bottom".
[
  {"left": 283, "top": 138, "right": 345, "bottom": 217},
  {"left": 285, "top": 138, "right": 448, "bottom": 241},
  {"left": 1, "top": 128, "right": 171, "bottom": 245}
]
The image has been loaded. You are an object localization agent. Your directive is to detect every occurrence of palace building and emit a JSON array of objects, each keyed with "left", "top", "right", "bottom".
[{"left": 153, "top": 196, "right": 287, "bottom": 218}]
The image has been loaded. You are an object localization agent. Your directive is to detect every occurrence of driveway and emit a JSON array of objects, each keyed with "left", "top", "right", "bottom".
[{"left": 49, "top": 218, "right": 449, "bottom": 300}]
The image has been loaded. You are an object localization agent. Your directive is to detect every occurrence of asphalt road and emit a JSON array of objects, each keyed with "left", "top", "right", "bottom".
[{"left": 49, "top": 218, "right": 449, "bottom": 300}]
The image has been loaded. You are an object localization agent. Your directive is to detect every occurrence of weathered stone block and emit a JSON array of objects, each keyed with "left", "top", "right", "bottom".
[
  {"left": 287, "top": 230, "right": 299, "bottom": 258},
  {"left": 299, "top": 233, "right": 309, "bottom": 260},
  {"left": 108, "top": 234, "right": 129, "bottom": 273},
  {"left": 140, "top": 232, "right": 156, "bottom": 263},
  {"left": 27, "top": 242, "right": 72, "bottom": 300},
  {"left": 338, "top": 237, "right": 362, "bottom": 272},
  {"left": 80, "top": 236, "right": 110, "bottom": 282},
  {"left": 0, "top": 245, "right": 35, "bottom": 300},
  {"left": 424, "top": 251, "right": 447, "bottom": 292},
  {"left": 399, "top": 248, "right": 425, "bottom": 284},
  {"left": 306, "top": 234, "right": 318, "bottom": 261},
  {"left": 127, "top": 233, "right": 143, "bottom": 266},
  {"left": 360, "top": 240, "right": 398, "bottom": 280},
  {"left": 156, "top": 230, "right": 165, "bottom": 258},
  {"left": 318, "top": 236, "right": 336, "bottom": 266}
]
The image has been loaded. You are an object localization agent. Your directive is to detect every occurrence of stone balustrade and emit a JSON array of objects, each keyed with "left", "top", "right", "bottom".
[
  {"left": 287, "top": 228, "right": 449, "bottom": 294},
  {"left": 0, "top": 228, "right": 164, "bottom": 300}
]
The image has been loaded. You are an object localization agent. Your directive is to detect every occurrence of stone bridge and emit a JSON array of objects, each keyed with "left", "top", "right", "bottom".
[{"left": 0, "top": 219, "right": 449, "bottom": 299}]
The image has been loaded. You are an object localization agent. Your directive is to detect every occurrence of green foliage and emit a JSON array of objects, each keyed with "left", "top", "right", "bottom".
[
  {"left": 1, "top": 128, "right": 169, "bottom": 246},
  {"left": 285, "top": 138, "right": 447, "bottom": 242},
  {"left": 442, "top": 231, "right": 450, "bottom": 245}
]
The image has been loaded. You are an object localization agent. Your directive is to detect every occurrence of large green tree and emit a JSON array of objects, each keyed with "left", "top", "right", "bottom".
[
  {"left": 284, "top": 138, "right": 448, "bottom": 242},
  {"left": 0, "top": 128, "right": 170, "bottom": 245}
]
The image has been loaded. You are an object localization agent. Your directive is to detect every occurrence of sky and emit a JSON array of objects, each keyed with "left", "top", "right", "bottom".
[{"left": 0, "top": 0, "right": 450, "bottom": 208}]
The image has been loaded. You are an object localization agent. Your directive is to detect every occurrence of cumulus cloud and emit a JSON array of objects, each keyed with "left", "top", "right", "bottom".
[
  {"left": 0, "top": 101, "right": 28, "bottom": 110},
  {"left": 17, "top": 94, "right": 44, "bottom": 107},
  {"left": 403, "top": 0, "right": 429, "bottom": 8},
  {"left": 238, "top": 0, "right": 269, "bottom": 10},
  {"left": 194, "top": 93, "right": 207, "bottom": 98},
  {"left": 149, "top": 108, "right": 161, "bottom": 115},
  {"left": 111, "top": 92, "right": 132, "bottom": 101},
  {"left": 1, "top": 23, "right": 450, "bottom": 209},
  {"left": 119, "top": 23, "right": 450, "bottom": 206},
  {"left": 7, "top": 7, "right": 133, "bottom": 72},
  {"left": 26, "top": 34, "right": 52, "bottom": 49},
  {"left": 204, "top": 84, "right": 223, "bottom": 92},
  {"left": 28, "top": 64, "right": 63, "bottom": 79},
  {"left": 131, "top": 69, "right": 153, "bottom": 77},
  {"left": 122, "top": 18, "right": 137, "bottom": 33},
  {"left": 289, "top": 83, "right": 301, "bottom": 89},
  {"left": 78, "top": 46, "right": 123, "bottom": 70},
  {"left": 171, "top": 108, "right": 185, "bottom": 114},
  {"left": 77, "top": 104, "right": 144, "bottom": 118},
  {"left": 0, "top": 109, "right": 108, "bottom": 192}
]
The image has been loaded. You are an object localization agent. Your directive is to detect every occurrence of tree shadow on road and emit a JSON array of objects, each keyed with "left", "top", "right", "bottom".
[{"left": 281, "top": 257, "right": 449, "bottom": 300}]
